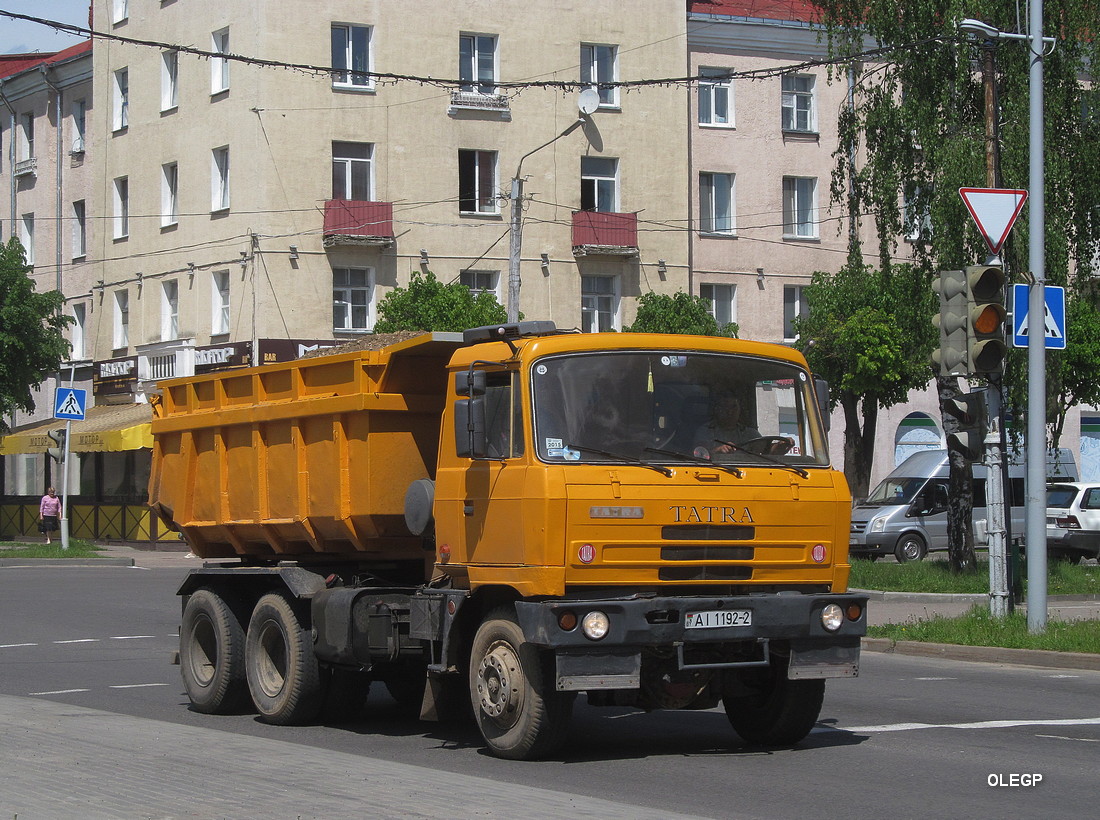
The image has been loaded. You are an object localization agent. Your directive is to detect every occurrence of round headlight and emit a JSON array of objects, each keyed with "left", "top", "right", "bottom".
[
  {"left": 821, "top": 604, "right": 844, "bottom": 632},
  {"left": 581, "top": 611, "right": 610, "bottom": 640}
]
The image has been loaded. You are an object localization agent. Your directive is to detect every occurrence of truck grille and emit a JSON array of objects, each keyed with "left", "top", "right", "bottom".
[{"left": 659, "top": 565, "right": 753, "bottom": 581}]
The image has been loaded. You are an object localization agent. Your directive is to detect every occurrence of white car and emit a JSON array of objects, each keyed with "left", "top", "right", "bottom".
[{"left": 1046, "top": 482, "right": 1100, "bottom": 563}]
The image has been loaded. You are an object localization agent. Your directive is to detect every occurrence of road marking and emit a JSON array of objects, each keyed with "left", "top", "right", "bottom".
[
  {"left": 30, "top": 689, "right": 90, "bottom": 695},
  {"left": 828, "top": 717, "right": 1100, "bottom": 734},
  {"left": 53, "top": 639, "right": 99, "bottom": 644},
  {"left": 0, "top": 643, "right": 38, "bottom": 649},
  {"left": 108, "top": 683, "right": 170, "bottom": 689},
  {"left": 913, "top": 677, "right": 957, "bottom": 681},
  {"left": 110, "top": 635, "right": 156, "bottom": 640},
  {"left": 1036, "top": 734, "right": 1100, "bottom": 743},
  {"left": 1046, "top": 674, "right": 1081, "bottom": 679}
]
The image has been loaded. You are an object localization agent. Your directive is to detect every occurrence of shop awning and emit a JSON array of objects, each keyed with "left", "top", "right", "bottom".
[{"left": 0, "top": 403, "right": 153, "bottom": 455}]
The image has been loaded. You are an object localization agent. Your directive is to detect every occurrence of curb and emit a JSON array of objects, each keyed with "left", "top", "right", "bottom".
[
  {"left": 0, "top": 557, "right": 135, "bottom": 568},
  {"left": 862, "top": 637, "right": 1100, "bottom": 671}
]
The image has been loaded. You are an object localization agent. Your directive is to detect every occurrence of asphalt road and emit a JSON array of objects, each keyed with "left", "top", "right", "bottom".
[{"left": 1, "top": 564, "right": 1097, "bottom": 819}]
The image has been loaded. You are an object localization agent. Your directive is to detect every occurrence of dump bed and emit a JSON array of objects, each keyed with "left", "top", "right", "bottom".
[{"left": 149, "top": 333, "right": 463, "bottom": 565}]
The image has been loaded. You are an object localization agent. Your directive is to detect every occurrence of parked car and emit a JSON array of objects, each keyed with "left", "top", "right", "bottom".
[{"left": 1046, "top": 482, "right": 1100, "bottom": 563}]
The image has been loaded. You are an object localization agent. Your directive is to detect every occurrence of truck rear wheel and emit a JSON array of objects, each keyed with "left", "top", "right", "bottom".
[
  {"left": 245, "top": 591, "right": 324, "bottom": 725},
  {"left": 469, "top": 608, "right": 573, "bottom": 760},
  {"left": 180, "top": 588, "right": 249, "bottom": 714},
  {"left": 723, "top": 663, "right": 825, "bottom": 746}
]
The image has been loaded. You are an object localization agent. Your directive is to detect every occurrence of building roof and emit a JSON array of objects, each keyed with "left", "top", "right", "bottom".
[
  {"left": 688, "top": 0, "right": 819, "bottom": 24},
  {"left": 0, "top": 40, "right": 91, "bottom": 81}
]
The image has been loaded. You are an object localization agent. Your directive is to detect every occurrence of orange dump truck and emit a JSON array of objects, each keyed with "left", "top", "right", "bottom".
[{"left": 151, "top": 322, "right": 867, "bottom": 759}]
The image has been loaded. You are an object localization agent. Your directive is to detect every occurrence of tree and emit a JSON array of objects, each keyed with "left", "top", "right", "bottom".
[
  {"left": 0, "top": 238, "right": 72, "bottom": 434},
  {"left": 812, "top": 0, "right": 1100, "bottom": 572},
  {"left": 374, "top": 270, "right": 507, "bottom": 332},
  {"left": 795, "top": 263, "right": 936, "bottom": 500},
  {"left": 625, "top": 291, "right": 738, "bottom": 336}
]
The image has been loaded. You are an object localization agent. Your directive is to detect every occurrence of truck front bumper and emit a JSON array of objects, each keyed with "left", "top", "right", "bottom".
[{"left": 513, "top": 592, "right": 867, "bottom": 690}]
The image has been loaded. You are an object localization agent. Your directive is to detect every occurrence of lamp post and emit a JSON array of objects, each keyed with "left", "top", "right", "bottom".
[{"left": 959, "top": 10, "right": 1054, "bottom": 632}]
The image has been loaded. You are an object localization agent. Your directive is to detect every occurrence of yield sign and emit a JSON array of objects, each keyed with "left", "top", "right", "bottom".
[{"left": 959, "top": 187, "right": 1028, "bottom": 255}]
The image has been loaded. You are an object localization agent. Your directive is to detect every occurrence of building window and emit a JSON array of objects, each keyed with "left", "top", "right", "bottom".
[
  {"left": 113, "top": 68, "right": 129, "bottom": 131},
  {"left": 211, "top": 28, "right": 230, "bottom": 94},
  {"left": 581, "top": 275, "right": 618, "bottom": 332},
  {"left": 458, "top": 149, "right": 498, "bottom": 214},
  {"left": 332, "top": 141, "right": 373, "bottom": 200},
  {"left": 700, "top": 283, "right": 736, "bottom": 329},
  {"left": 161, "top": 163, "right": 179, "bottom": 227},
  {"left": 459, "top": 34, "right": 497, "bottom": 94},
  {"left": 162, "top": 280, "right": 179, "bottom": 341},
  {"left": 20, "top": 214, "right": 34, "bottom": 266},
  {"left": 72, "top": 200, "right": 86, "bottom": 259},
  {"left": 72, "top": 303, "right": 87, "bottom": 360},
  {"left": 698, "top": 67, "right": 733, "bottom": 127},
  {"left": 114, "top": 290, "right": 130, "bottom": 350},
  {"left": 581, "top": 156, "right": 618, "bottom": 212},
  {"left": 112, "top": 0, "right": 128, "bottom": 24},
  {"left": 699, "top": 172, "right": 735, "bottom": 234},
  {"left": 461, "top": 269, "right": 499, "bottom": 299},
  {"left": 71, "top": 99, "right": 86, "bottom": 153},
  {"left": 211, "top": 146, "right": 230, "bottom": 211},
  {"left": 161, "top": 50, "right": 179, "bottom": 111},
  {"left": 782, "top": 177, "right": 816, "bottom": 239},
  {"left": 333, "top": 267, "right": 373, "bottom": 331},
  {"left": 781, "top": 74, "right": 816, "bottom": 133},
  {"left": 19, "top": 112, "right": 34, "bottom": 160},
  {"left": 331, "top": 24, "right": 372, "bottom": 88},
  {"left": 783, "top": 284, "right": 810, "bottom": 341},
  {"left": 212, "top": 271, "right": 230, "bottom": 335},
  {"left": 113, "top": 177, "right": 129, "bottom": 238},
  {"left": 581, "top": 43, "right": 617, "bottom": 107}
]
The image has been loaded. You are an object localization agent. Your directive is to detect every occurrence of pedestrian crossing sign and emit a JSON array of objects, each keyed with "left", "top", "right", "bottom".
[
  {"left": 1011, "top": 284, "right": 1066, "bottom": 350},
  {"left": 55, "top": 387, "right": 87, "bottom": 420}
]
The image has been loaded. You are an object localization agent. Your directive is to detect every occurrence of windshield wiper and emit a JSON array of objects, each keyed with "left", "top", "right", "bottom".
[
  {"left": 714, "top": 439, "right": 810, "bottom": 479},
  {"left": 567, "top": 444, "right": 673, "bottom": 477},
  {"left": 644, "top": 446, "right": 743, "bottom": 478}
]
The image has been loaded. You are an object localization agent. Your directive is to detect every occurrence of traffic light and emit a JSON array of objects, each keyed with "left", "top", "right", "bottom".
[
  {"left": 943, "top": 390, "right": 987, "bottom": 461},
  {"left": 46, "top": 428, "right": 66, "bottom": 463},
  {"left": 932, "top": 269, "right": 969, "bottom": 377},
  {"left": 965, "top": 265, "right": 1007, "bottom": 376}
]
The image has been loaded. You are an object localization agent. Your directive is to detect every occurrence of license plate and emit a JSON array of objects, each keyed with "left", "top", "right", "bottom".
[{"left": 684, "top": 609, "right": 752, "bottom": 629}]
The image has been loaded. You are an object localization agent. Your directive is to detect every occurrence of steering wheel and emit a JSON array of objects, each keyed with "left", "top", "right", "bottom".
[{"left": 741, "top": 436, "right": 793, "bottom": 455}]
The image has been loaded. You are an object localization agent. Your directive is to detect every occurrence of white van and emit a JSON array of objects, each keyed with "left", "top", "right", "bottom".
[{"left": 849, "top": 448, "right": 1077, "bottom": 562}]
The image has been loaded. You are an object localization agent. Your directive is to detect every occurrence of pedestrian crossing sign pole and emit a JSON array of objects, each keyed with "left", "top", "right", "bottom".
[{"left": 53, "top": 386, "right": 86, "bottom": 551}]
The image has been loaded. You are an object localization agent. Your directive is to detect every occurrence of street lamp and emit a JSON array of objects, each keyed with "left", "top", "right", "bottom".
[
  {"left": 506, "top": 89, "right": 600, "bottom": 322},
  {"left": 960, "top": 10, "right": 1051, "bottom": 632}
]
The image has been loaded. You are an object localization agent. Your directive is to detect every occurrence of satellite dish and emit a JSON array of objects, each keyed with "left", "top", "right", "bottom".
[{"left": 578, "top": 88, "right": 601, "bottom": 115}]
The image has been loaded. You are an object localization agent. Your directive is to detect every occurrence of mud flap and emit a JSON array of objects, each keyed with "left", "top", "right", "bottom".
[{"left": 787, "top": 638, "right": 861, "bottom": 680}]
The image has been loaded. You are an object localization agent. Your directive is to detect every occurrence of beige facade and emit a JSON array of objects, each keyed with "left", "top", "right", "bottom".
[{"left": 88, "top": 0, "right": 690, "bottom": 388}]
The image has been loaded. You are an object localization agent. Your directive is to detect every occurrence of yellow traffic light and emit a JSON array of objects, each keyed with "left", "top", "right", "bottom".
[{"left": 965, "top": 265, "right": 1007, "bottom": 376}]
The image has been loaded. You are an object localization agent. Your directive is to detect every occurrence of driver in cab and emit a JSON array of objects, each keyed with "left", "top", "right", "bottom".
[{"left": 694, "top": 389, "right": 790, "bottom": 458}]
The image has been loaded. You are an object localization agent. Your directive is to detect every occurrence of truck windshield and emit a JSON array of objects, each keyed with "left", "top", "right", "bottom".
[
  {"left": 863, "top": 477, "right": 926, "bottom": 506},
  {"left": 530, "top": 351, "right": 828, "bottom": 468}
]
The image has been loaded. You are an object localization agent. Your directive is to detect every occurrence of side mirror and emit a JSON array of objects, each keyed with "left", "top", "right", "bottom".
[
  {"left": 813, "top": 377, "right": 831, "bottom": 432},
  {"left": 454, "top": 397, "right": 487, "bottom": 459},
  {"left": 455, "top": 369, "right": 486, "bottom": 397}
]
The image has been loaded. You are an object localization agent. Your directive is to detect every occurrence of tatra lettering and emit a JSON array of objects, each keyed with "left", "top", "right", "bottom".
[{"left": 670, "top": 505, "right": 754, "bottom": 524}]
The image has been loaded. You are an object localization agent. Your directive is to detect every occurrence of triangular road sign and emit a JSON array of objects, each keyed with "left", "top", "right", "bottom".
[{"left": 959, "top": 187, "right": 1028, "bottom": 255}]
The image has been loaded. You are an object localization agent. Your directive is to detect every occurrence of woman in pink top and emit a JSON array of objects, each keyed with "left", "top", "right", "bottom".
[{"left": 39, "top": 487, "right": 61, "bottom": 544}]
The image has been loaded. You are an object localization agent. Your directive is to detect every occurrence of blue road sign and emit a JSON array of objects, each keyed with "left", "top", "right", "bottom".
[
  {"left": 1012, "top": 284, "right": 1066, "bottom": 350},
  {"left": 54, "top": 387, "right": 88, "bottom": 420}
]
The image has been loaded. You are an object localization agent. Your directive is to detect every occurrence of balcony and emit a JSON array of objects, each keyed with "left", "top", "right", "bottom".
[
  {"left": 14, "top": 157, "right": 37, "bottom": 178},
  {"left": 572, "top": 211, "right": 639, "bottom": 257},
  {"left": 323, "top": 200, "right": 395, "bottom": 248},
  {"left": 449, "top": 90, "right": 511, "bottom": 118}
]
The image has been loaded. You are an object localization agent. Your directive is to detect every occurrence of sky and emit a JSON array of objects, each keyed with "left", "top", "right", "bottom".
[{"left": 0, "top": 1, "right": 90, "bottom": 55}]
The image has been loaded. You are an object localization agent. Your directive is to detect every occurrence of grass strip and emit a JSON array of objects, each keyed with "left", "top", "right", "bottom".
[
  {"left": 868, "top": 605, "right": 1100, "bottom": 654},
  {"left": 0, "top": 539, "right": 106, "bottom": 559},
  {"left": 850, "top": 557, "right": 1100, "bottom": 596}
]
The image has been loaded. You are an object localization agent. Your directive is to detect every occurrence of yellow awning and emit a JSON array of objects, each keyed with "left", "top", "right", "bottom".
[{"left": 0, "top": 403, "right": 153, "bottom": 454}]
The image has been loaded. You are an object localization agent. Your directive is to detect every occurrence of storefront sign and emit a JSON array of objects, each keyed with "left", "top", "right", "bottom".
[
  {"left": 256, "top": 338, "right": 337, "bottom": 364},
  {"left": 194, "top": 341, "right": 253, "bottom": 374},
  {"left": 94, "top": 356, "right": 138, "bottom": 395}
]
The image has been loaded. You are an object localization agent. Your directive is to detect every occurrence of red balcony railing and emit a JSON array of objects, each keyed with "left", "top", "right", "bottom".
[
  {"left": 323, "top": 200, "right": 394, "bottom": 244},
  {"left": 571, "top": 210, "right": 639, "bottom": 254}
]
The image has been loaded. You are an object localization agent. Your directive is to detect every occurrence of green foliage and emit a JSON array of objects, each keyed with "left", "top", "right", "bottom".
[
  {"left": 625, "top": 290, "right": 738, "bottom": 337},
  {"left": 373, "top": 270, "right": 507, "bottom": 333},
  {"left": 1049, "top": 292, "right": 1100, "bottom": 445},
  {"left": 0, "top": 238, "right": 72, "bottom": 433}
]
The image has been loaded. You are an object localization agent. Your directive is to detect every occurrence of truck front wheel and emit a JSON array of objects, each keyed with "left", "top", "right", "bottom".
[
  {"left": 180, "top": 588, "right": 249, "bottom": 714},
  {"left": 723, "top": 663, "right": 825, "bottom": 747},
  {"left": 469, "top": 608, "right": 573, "bottom": 760},
  {"left": 245, "top": 591, "right": 324, "bottom": 725}
]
